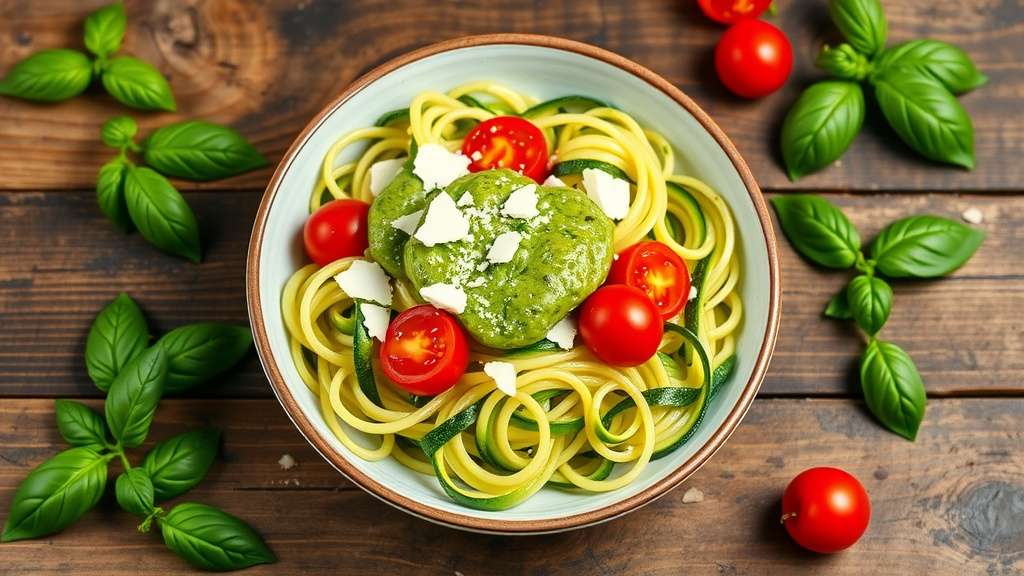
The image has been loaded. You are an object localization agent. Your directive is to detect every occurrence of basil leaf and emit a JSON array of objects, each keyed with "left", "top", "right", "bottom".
[
  {"left": 159, "top": 503, "right": 276, "bottom": 570},
  {"left": 105, "top": 345, "right": 167, "bottom": 448},
  {"left": 156, "top": 324, "right": 252, "bottom": 393},
  {"left": 83, "top": 2, "right": 126, "bottom": 59},
  {"left": 54, "top": 400, "right": 108, "bottom": 448},
  {"left": 97, "top": 157, "right": 133, "bottom": 233},
  {"left": 846, "top": 275, "right": 892, "bottom": 335},
  {"left": 823, "top": 288, "right": 853, "bottom": 320},
  {"left": 100, "top": 56, "right": 176, "bottom": 112},
  {"left": 100, "top": 115, "right": 138, "bottom": 149},
  {"left": 770, "top": 195, "right": 861, "bottom": 268},
  {"left": 861, "top": 340, "right": 926, "bottom": 440},
  {"left": 874, "top": 39, "right": 987, "bottom": 95},
  {"left": 85, "top": 292, "right": 149, "bottom": 391},
  {"left": 781, "top": 81, "right": 864, "bottom": 180},
  {"left": 115, "top": 469, "right": 155, "bottom": 517},
  {"left": 143, "top": 121, "right": 268, "bottom": 181},
  {"left": 124, "top": 166, "right": 201, "bottom": 263},
  {"left": 0, "top": 49, "right": 93, "bottom": 102},
  {"left": 870, "top": 215, "right": 984, "bottom": 278},
  {"left": 873, "top": 71, "right": 974, "bottom": 170},
  {"left": 1, "top": 447, "right": 109, "bottom": 542},
  {"left": 142, "top": 429, "right": 220, "bottom": 501},
  {"left": 828, "top": 0, "right": 887, "bottom": 57}
]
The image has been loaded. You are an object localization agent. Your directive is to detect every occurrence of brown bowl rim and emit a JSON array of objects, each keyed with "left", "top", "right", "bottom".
[{"left": 246, "top": 33, "right": 781, "bottom": 535}]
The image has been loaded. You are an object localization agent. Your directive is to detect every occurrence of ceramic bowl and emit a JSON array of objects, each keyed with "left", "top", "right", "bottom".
[{"left": 247, "top": 34, "right": 780, "bottom": 534}]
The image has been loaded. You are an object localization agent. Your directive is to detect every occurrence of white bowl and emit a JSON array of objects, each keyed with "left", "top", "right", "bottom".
[{"left": 247, "top": 34, "right": 780, "bottom": 534}]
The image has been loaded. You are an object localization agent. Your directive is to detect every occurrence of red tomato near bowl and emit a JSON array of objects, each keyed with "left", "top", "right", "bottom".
[
  {"left": 380, "top": 305, "right": 469, "bottom": 396},
  {"left": 462, "top": 116, "right": 549, "bottom": 182},
  {"left": 608, "top": 241, "right": 691, "bottom": 320},
  {"left": 303, "top": 199, "right": 370, "bottom": 266},
  {"left": 698, "top": 0, "right": 772, "bottom": 24},
  {"left": 781, "top": 467, "right": 871, "bottom": 553},
  {"left": 715, "top": 19, "right": 793, "bottom": 99},
  {"left": 578, "top": 284, "right": 663, "bottom": 367}
]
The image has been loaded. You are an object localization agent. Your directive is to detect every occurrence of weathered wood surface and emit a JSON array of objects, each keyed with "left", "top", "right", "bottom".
[{"left": 0, "top": 0, "right": 1021, "bottom": 192}]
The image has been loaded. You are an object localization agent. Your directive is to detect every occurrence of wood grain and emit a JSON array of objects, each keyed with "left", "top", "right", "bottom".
[{"left": 0, "top": 0, "right": 1020, "bottom": 192}]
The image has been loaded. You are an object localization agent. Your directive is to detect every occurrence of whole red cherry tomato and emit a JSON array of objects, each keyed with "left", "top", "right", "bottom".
[
  {"left": 303, "top": 199, "right": 370, "bottom": 267},
  {"left": 781, "top": 467, "right": 871, "bottom": 553},
  {"left": 462, "top": 116, "right": 550, "bottom": 182},
  {"left": 698, "top": 0, "right": 772, "bottom": 24},
  {"left": 607, "top": 241, "right": 691, "bottom": 320},
  {"left": 578, "top": 284, "right": 663, "bottom": 367},
  {"left": 380, "top": 305, "right": 469, "bottom": 396},
  {"left": 715, "top": 19, "right": 793, "bottom": 99}
]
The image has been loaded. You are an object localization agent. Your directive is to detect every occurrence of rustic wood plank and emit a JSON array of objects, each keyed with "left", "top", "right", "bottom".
[
  {"left": 0, "top": 0, "right": 1020, "bottom": 192},
  {"left": 0, "top": 397, "right": 1021, "bottom": 574},
  {"left": 0, "top": 191, "right": 1019, "bottom": 397}
]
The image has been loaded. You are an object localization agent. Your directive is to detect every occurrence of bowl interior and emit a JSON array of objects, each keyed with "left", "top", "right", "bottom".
[{"left": 254, "top": 42, "right": 774, "bottom": 526}]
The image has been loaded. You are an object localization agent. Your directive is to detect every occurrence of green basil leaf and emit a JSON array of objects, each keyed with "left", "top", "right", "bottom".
[
  {"left": 770, "top": 195, "right": 861, "bottom": 268},
  {"left": 143, "top": 121, "right": 268, "bottom": 181},
  {"left": 1, "top": 447, "right": 109, "bottom": 542},
  {"left": 846, "top": 275, "right": 892, "bottom": 335},
  {"left": 97, "top": 157, "right": 133, "bottom": 233},
  {"left": 816, "top": 43, "right": 870, "bottom": 81},
  {"left": 105, "top": 345, "right": 167, "bottom": 448},
  {"left": 85, "top": 292, "right": 149, "bottom": 391},
  {"left": 870, "top": 215, "right": 984, "bottom": 278},
  {"left": 0, "top": 49, "right": 93, "bottom": 102},
  {"left": 159, "top": 502, "right": 276, "bottom": 570},
  {"left": 781, "top": 81, "right": 864, "bottom": 180},
  {"left": 83, "top": 3, "right": 126, "bottom": 59},
  {"left": 100, "top": 115, "right": 138, "bottom": 149},
  {"left": 860, "top": 340, "right": 926, "bottom": 440},
  {"left": 115, "top": 469, "right": 155, "bottom": 517},
  {"left": 823, "top": 288, "right": 853, "bottom": 320},
  {"left": 874, "top": 39, "right": 988, "bottom": 95},
  {"left": 873, "top": 71, "right": 974, "bottom": 170},
  {"left": 54, "top": 399, "right": 108, "bottom": 448},
  {"left": 100, "top": 56, "right": 176, "bottom": 111},
  {"left": 124, "top": 166, "right": 201, "bottom": 263},
  {"left": 142, "top": 429, "right": 220, "bottom": 501},
  {"left": 828, "top": 0, "right": 887, "bottom": 57},
  {"left": 156, "top": 324, "right": 252, "bottom": 393}
]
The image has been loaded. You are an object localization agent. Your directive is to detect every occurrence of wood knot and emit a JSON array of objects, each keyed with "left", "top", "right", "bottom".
[
  {"left": 953, "top": 480, "right": 1024, "bottom": 556},
  {"left": 164, "top": 7, "right": 200, "bottom": 49}
]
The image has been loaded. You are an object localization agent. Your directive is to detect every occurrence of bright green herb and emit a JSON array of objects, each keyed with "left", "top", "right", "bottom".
[
  {"left": 780, "top": 81, "right": 865, "bottom": 181},
  {"left": 142, "top": 429, "right": 221, "bottom": 501},
  {"left": 143, "top": 121, "right": 269, "bottom": 181},
  {"left": 84, "top": 292, "right": 149, "bottom": 391},
  {"left": 157, "top": 324, "right": 253, "bottom": 393},
  {"left": 828, "top": 0, "right": 887, "bottom": 57},
  {"left": 159, "top": 503, "right": 276, "bottom": 571},
  {"left": 104, "top": 345, "right": 167, "bottom": 448},
  {"left": 124, "top": 166, "right": 202, "bottom": 263},
  {"left": 846, "top": 274, "right": 891, "bottom": 336},
  {"left": 115, "top": 469, "right": 155, "bottom": 516},
  {"left": 83, "top": 2, "right": 127, "bottom": 60},
  {"left": 0, "top": 49, "right": 93, "bottom": 102},
  {"left": 55, "top": 400, "right": 108, "bottom": 448},
  {"left": 861, "top": 340, "right": 926, "bottom": 440},
  {"left": 769, "top": 195, "right": 861, "bottom": 268},
  {"left": 871, "top": 215, "right": 985, "bottom": 278}
]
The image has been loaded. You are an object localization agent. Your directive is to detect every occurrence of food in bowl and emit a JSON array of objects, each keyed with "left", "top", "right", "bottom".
[{"left": 279, "top": 81, "right": 743, "bottom": 510}]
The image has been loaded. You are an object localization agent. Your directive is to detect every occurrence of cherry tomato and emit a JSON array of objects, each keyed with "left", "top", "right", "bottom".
[
  {"left": 715, "top": 19, "right": 793, "bottom": 99},
  {"left": 578, "top": 284, "right": 663, "bottom": 367},
  {"left": 303, "top": 199, "right": 370, "bottom": 267},
  {"left": 462, "top": 116, "right": 550, "bottom": 182},
  {"left": 781, "top": 467, "right": 871, "bottom": 553},
  {"left": 698, "top": 0, "right": 772, "bottom": 24},
  {"left": 379, "top": 305, "right": 469, "bottom": 396},
  {"left": 608, "top": 241, "right": 691, "bottom": 320}
]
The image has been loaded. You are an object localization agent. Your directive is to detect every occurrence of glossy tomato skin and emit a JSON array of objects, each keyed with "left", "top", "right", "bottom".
[
  {"left": 579, "top": 284, "right": 663, "bottom": 367},
  {"left": 698, "top": 0, "right": 772, "bottom": 24},
  {"left": 608, "top": 241, "right": 691, "bottom": 320},
  {"left": 715, "top": 19, "right": 793, "bottom": 99},
  {"left": 379, "top": 305, "right": 469, "bottom": 396},
  {"left": 303, "top": 199, "right": 370, "bottom": 267},
  {"left": 462, "top": 116, "right": 550, "bottom": 182},
  {"left": 782, "top": 467, "right": 871, "bottom": 553}
]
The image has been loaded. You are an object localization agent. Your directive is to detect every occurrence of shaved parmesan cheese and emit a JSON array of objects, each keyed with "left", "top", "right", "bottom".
[
  {"left": 334, "top": 260, "right": 392, "bottom": 306},
  {"left": 688, "top": 285, "right": 698, "bottom": 301},
  {"left": 414, "top": 193, "right": 470, "bottom": 246},
  {"left": 360, "top": 302, "right": 390, "bottom": 341},
  {"left": 413, "top": 143, "right": 471, "bottom": 190},
  {"left": 546, "top": 316, "right": 577, "bottom": 350},
  {"left": 456, "top": 191, "right": 474, "bottom": 207},
  {"left": 543, "top": 174, "right": 567, "bottom": 187},
  {"left": 391, "top": 209, "right": 423, "bottom": 235},
  {"left": 369, "top": 158, "right": 405, "bottom": 196},
  {"left": 486, "top": 231, "right": 523, "bottom": 264},
  {"left": 582, "top": 168, "right": 630, "bottom": 220},
  {"left": 420, "top": 283, "right": 467, "bottom": 314},
  {"left": 501, "top": 184, "right": 539, "bottom": 219},
  {"left": 962, "top": 207, "right": 983, "bottom": 224},
  {"left": 465, "top": 276, "right": 486, "bottom": 289},
  {"left": 484, "top": 361, "right": 517, "bottom": 397}
]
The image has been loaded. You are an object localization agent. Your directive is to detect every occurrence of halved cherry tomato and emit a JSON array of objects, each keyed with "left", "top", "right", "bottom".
[
  {"left": 698, "top": 0, "right": 772, "bottom": 24},
  {"left": 303, "top": 199, "right": 370, "bottom": 267},
  {"left": 715, "top": 19, "right": 793, "bottom": 99},
  {"left": 781, "top": 467, "right": 871, "bottom": 553},
  {"left": 380, "top": 305, "right": 469, "bottom": 396},
  {"left": 578, "top": 285, "right": 663, "bottom": 367},
  {"left": 607, "top": 241, "right": 691, "bottom": 320},
  {"left": 462, "top": 116, "right": 549, "bottom": 182}
]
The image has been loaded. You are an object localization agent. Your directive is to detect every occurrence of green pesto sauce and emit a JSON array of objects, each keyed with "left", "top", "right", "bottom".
[{"left": 366, "top": 163, "right": 424, "bottom": 278}]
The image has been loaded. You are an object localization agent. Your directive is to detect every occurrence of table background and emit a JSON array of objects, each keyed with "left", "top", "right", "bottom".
[{"left": 0, "top": 1, "right": 1021, "bottom": 574}]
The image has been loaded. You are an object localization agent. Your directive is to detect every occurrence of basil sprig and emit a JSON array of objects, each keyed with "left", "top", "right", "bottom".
[
  {"left": 780, "top": 0, "right": 985, "bottom": 179},
  {"left": 771, "top": 194, "right": 984, "bottom": 439}
]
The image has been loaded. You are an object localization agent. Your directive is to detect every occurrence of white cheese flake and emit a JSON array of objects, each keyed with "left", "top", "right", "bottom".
[
  {"left": 420, "top": 283, "right": 467, "bottom": 314},
  {"left": 546, "top": 316, "right": 577, "bottom": 350},
  {"left": 360, "top": 302, "right": 390, "bottom": 342},
  {"left": 368, "top": 158, "right": 406, "bottom": 196},
  {"left": 456, "top": 191, "right": 475, "bottom": 207},
  {"left": 414, "top": 193, "right": 470, "bottom": 247},
  {"left": 412, "top": 143, "right": 471, "bottom": 190},
  {"left": 582, "top": 168, "right": 630, "bottom": 220},
  {"left": 682, "top": 487, "right": 704, "bottom": 503},
  {"left": 277, "top": 454, "right": 296, "bottom": 470},
  {"left": 962, "top": 207, "right": 984, "bottom": 224},
  {"left": 501, "top": 184, "right": 539, "bottom": 219},
  {"left": 484, "top": 361, "right": 518, "bottom": 397},
  {"left": 486, "top": 231, "right": 523, "bottom": 264},
  {"left": 542, "top": 174, "right": 567, "bottom": 187},
  {"left": 688, "top": 285, "right": 698, "bottom": 301},
  {"left": 465, "top": 276, "right": 486, "bottom": 289},
  {"left": 390, "top": 209, "right": 424, "bottom": 235},
  {"left": 334, "top": 260, "right": 392, "bottom": 306}
]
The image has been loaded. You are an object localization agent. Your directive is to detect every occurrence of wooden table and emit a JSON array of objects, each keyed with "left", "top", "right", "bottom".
[{"left": 1, "top": 1, "right": 1021, "bottom": 574}]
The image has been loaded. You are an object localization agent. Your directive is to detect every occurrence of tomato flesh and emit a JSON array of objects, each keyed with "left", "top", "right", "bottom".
[
  {"left": 781, "top": 467, "right": 871, "bottom": 553},
  {"left": 380, "top": 305, "right": 469, "bottom": 396},
  {"left": 698, "top": 0, "right": 772, "bottom": 23},
  {"left": 462, "top": 116, "right": 549, "bottom": 182},
  {"left": 303, "top": 199, "right": 370, "bottom": 267},
  {"left": 715, "top": 19, "right": 793, "bottom": 99},
  {"left": 578, "top": 284, "right": 663, "bottom": 367},
  {"left": 608, "top": 241, "right": 691, "bottom": 319}
]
